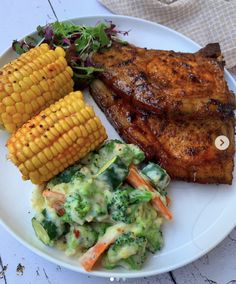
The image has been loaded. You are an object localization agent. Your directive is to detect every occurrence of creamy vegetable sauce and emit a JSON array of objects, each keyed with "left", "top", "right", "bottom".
[{"left": 32, "top": 140, "right": 170, "bottom": 270}]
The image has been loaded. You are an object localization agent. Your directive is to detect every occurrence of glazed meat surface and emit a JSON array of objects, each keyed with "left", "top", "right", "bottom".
[
  {"left": 92, "top": 42, "right": 235, "bottom": 119},
  {"left": 90, "top": 80, "right": 235, "bottom": 184}
]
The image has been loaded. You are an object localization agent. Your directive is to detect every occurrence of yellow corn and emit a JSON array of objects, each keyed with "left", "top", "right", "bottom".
[
  {"left": 0, "top": 43, "right": 74, "bottom": 132},
  {"left": 7, "top": 91, "right": 107, "bottom": 184}
]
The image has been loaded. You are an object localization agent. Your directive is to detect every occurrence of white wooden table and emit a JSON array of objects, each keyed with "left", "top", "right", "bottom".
[{"left": 0, "top": 1, "right": 236, "bottom": 283}]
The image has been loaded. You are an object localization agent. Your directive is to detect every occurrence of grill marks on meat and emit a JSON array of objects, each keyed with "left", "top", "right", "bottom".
[
  {"left": 92, "top": 42, "right": 235, "bottom": 119},
  {"left": 90, "top": 80, "right": 235, "bottom": 184}
]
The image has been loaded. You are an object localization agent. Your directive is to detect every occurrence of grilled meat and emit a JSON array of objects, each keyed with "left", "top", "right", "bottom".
[
  {"left": 92, "top": 42, "right": 235, "bottom": 119},
  {"left": 90, "top": 79, "right": 235, "bottom": 184}
]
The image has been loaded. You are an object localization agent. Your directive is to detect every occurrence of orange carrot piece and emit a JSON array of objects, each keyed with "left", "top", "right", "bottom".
[
  {"left": 126, "top": 164, "right": 173, "bottom": 221},
  {"left": 80, "top": 224, "right": 126, "bottom": 271},
  {"left": 80, "top": 242, "right": 110, "bottom": 271},
  {"left": 151, "top": 196, "right": 173, "bottom": 220}
]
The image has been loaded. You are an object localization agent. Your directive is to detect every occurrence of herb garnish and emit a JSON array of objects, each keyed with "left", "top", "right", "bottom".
[{"left": 12, "top": 21, "right": 128, "bottom": 88}]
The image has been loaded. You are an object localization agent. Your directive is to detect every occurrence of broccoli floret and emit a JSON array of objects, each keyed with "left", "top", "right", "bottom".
[
  {"left": 79, "top": 140, "right": 145, "bottom": 175},
  {"left": 131, "top": 203, "right": 164, "bottom": 253},
  {"left": 65, "top": 224, "right": 97, "bottom": 255},
  {"left": 63, "top": 179, "right": 110, "bottom": 225},
  {"left": 47, "top": 164, "right": 84, "bottom": 186},
  {"left": 108, "top": 190, "right": 131, "bottom": 223},
  {"left": 64, "top": 193, "right": 90, "bottom": 224},
  {"left": 91, "top": 222, "right": 111, "bottom": 238},
  {"left": 102, "top": 232, "right": 147, "bottom": 270},
  {"left": 108, "top": 187, "right": 152, "bottom": 224},
  {"left": 128, "top": 188, "right": 153, "bottom": 204},
  {"left": 127, "top": 144, "right": 145, "bottom": 165}
]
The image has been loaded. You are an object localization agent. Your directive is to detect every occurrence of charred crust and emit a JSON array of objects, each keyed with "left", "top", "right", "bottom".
[
  {"left": 115, "top": 57, "right": 136, "bottom": 67},
  {"left": 208, "top": 99, "right": 235, "bottom": 117}
]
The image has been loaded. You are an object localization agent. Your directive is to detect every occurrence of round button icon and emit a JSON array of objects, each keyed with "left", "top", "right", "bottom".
[{"left": 215, "top": 135, "right": 230, "bottom": 150}]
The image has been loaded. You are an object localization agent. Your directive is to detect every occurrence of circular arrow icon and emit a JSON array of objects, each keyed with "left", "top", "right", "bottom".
[{"left": 215, "top": 135, "right": 230, "bottom": 150}]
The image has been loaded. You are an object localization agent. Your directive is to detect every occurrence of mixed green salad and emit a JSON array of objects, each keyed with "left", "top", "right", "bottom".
[{"left": 32, "top": 140, "right": 172, "bottom": 271}]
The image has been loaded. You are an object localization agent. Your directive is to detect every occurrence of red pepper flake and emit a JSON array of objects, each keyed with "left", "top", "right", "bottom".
[
  {"left": 57, "top": 208, "right": 65, "bottom": 216},
  {"left": 73, "top": 229, "right": 80, "bottom": 238}
]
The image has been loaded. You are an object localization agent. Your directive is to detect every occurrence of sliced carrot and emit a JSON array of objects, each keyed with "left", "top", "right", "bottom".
[
  {"left": 151, "top": 196, "right": 173, "bottom": 220},
  {"left": 126, "top": 164, "right": 173, "bottom": 221},
  {"left": 80, "top": 242, "right": 110, "bottom": 271},
  {"left": 80, "top": 223, "right": 126, "bottom": 271}
]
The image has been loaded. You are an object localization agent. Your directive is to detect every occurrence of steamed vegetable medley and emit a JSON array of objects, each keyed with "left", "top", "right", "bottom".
[{"left": 32, "top": 140, "right": 172, "bottom": 271}]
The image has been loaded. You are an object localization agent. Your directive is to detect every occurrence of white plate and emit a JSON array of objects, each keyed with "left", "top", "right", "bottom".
[{"left": 0, "top": 15, "right": 235, "bottom": 279}]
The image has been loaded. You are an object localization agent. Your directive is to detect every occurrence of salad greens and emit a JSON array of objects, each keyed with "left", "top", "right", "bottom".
[
  {"left": 31, "top": 140, "right": 171, "bottom": 271},
  {"left": 12, "top": 21, "right": 128, "bottom": 88}
]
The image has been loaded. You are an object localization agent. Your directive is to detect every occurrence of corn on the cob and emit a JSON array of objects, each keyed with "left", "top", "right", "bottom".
[
  {"left": 7, "top": 91, "right": 107, "bottom": 184},
  {"left": 0, "top": 43, "right": 74, "bottom": 132}
]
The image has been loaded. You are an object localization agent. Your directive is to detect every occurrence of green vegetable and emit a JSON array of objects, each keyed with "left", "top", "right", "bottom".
[
  {"left": 73, "top": 23, "right": 111, "bottom": 54},
  {"left": 65, "top": 224, "right": 97, "bottom": 255},
  {"left": 91, "top": 222, "right": 111, "bottom": 238},
  {"left": 127, "top": 144, "right": 146, "bottom": 165},
  {"left": 102, "top": 232, "right": 147, "bottom": 270},
  {"left": 63, "top": 179, "right": 110, "bottom": 225},
  {"left": 108, "top": 187, "right": 152, "bottom": 224},
  {"left": 104, "top": 140, "right": 145, "bottom": 167},
  {"left": 48, "top": 164, "right": 83, "bottom": 186},
  {"left": 96, "top": 156, "right": 128, "bottom": 190},
  {"left": 129, "top": 188, "right": 153, "bottom": 204},
  {"left": 12, "top": 40, "right": 26, "bottom": 55},
  {"left": 63, "top": 192, "right": 90, "bottom": 224},
  {"left": 48, "top": 21, "right": 79, "bottom": 38},
  {"left": 32, "top": 208, "right": 65, "bottom": 246},
  {"left": 31, "top": 140, "right": 168, "bottom": 271},
  {"left": 142, "top": 162, "right": 170, "bottom": 194},
  {"left": 131, "top": 203, "right": 164, "bottom": 253},
  {"left": 32, "top": 218, "right": 54, "bottom": 245},
  {"left": 81, "top": 140, "right": 145, "bottom": 175}
]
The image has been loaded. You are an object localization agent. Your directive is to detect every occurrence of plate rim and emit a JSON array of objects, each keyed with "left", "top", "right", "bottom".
[{"left": 0, "top": 14, "right": 235, "bottom": 279}]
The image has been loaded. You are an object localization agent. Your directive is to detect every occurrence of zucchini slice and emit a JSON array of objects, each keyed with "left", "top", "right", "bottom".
[
  {"left": 142, "top": 163, "right": 170, "bottom": 191},
  {"left": 96, "top": 156, "right": 128, "bottom": 190},
  {"left": 32, "top": 217, "right": 58, "bottom": 246}
]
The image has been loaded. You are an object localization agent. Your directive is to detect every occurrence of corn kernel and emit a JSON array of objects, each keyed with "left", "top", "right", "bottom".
[
  {"left": 13, "top": 83, "right": 21, "bottom": 92},
  {"left": 38, "top": 165, "right": 48, "bottom": 175},
  {"left": 29, "top": 171, "right": 41, "bottom": 184},
  {"left": 6, "top": 105, "right": 16, "bottom": 115},
  {"left": 11, "top": 92, "right": 22, "bottom": 102},
  {"left": 31, "top": 156, "right": 41, "bottom": 168},
  {"left": 40, "top": 80, "right": 49, "bottom": 91},
  {"left": 12, "top": 113, "right": 22, "bottom": 124},
  {"left": 37, "top": 151, "right": 47, "bottom": 164},
  {"left": 4, "top": 84, "right": 14, "bottom": 94},
  {"left": 55, "top": 46, "right": 65, "bottom": 57},
  {"left": 29, "top": 142, "right": 39, "bottom": 154},
  {"left": 24, "top": 160, "right": 35, "bottom": 171}
]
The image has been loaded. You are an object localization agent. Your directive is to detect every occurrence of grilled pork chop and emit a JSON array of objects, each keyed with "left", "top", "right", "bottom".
[
  {"left": 92, "top": 42, "right": 235, "bottom": 119},
  {"left": 90, "top": 80, "right": 235, "bottom": 184}
]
